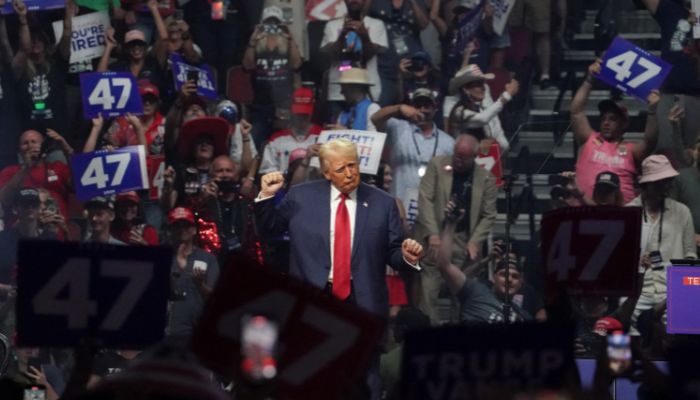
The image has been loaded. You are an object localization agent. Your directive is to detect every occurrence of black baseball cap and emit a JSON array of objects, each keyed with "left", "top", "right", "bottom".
[
  {"left": 15, "top": 188, "right": 40, "bottom": 205},
  {"left": 85, "top": 196, "right": 115, "bottom": 211},
  {"left": 594, "top": 171, "right": 620, "bottom": 190},
  {"left": 598, "top": 100, "right": 629, "bottom": 121}
]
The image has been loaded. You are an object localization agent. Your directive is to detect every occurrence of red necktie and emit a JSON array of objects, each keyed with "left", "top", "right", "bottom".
[{"left": 333, "top": 193, "right": 351, "bottom": 299}]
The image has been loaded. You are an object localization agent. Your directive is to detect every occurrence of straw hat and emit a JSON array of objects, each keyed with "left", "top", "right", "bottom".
[
  {"left": 448, "top": 64, "right": 495, "bottom": 94},
  {"left": 334, "top": 68, "right": 374, "bottom": 86}
]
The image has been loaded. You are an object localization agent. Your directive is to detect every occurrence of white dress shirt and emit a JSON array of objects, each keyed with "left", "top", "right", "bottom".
[{"left": 329, "top": 185, "right": 357, "bottom": 281}]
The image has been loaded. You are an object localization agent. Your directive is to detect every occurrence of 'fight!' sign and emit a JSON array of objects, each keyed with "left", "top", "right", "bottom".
[
  {"left": 596, "top": 36, "right": 672, "bottom": 101},
  {"left": 310, "top": 130, "right": 387, "bottom": 175},
  {"left": 400, "top": 322, "right": 575, "bottom": 399}
]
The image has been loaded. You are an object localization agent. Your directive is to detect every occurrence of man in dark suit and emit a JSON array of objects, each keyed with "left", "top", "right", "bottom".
[{"left": 256, "top": 138, "right": 423, "bottom": 317}]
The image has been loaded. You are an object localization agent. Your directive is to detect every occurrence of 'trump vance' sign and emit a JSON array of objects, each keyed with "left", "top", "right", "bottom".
[{"left": 400, "top": 323, "right": 574, "bottom": 399}]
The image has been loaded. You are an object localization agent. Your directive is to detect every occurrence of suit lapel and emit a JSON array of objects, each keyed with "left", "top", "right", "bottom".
[
  {"left": 352, "top": 184, "right": 369, "bottom": 260},
  {"left": 319, "top": 181, "right": 332, "bottom": 264}
]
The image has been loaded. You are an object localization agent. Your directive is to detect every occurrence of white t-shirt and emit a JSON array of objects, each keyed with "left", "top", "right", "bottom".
[
  {"left": 320, "top": 16, "right": 388, "bottom": 101},
  {"left": 260, "top": 129, "right": 320, "bottom": 173}
]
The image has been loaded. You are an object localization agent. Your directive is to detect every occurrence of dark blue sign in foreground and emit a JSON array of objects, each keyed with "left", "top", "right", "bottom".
[
  {"left": 400, "top": 322, "right": 575, "bottom": 399},
  {"left": 16, "top": 240, "right": 171, "bottom": 348},
  {"left": 596, "top": 36, "right": 672, "bottom": 101},
  {"left": 71, "top": 145, "right": 149, "bottom": 201},
  {"left": 2, "top": 0, "right": 64, "bottom": 13}
]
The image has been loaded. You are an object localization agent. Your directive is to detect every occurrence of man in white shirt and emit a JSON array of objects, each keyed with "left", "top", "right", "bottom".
[
  {"left": 320, "top": 0, "right": 388, "bottom": 102},
  {"left": 260, "top": 87, "right": 322, "bottom": 174}
]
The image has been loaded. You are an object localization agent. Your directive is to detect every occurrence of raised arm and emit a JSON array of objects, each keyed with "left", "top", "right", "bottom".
[
  {"left": 97, "top": 27, "right": 117, "bottom": 72},
  {"left": 410, "top": 0, "right": 430, "bottom": 30},
  {"left": 148, "top": 0, "right": 169, "bottom": 66},
  {"left": 639, "top": 0, "right": 659, "bottom": 14},
  {"left": 371, "top": 104, "right": 424, "bottom": 132},
  {"left": 11, "top": 0, "right": 30, "bottom": 75},
  {"left": 570, "top": 60, "right": 599, "bottom": 145},
  {"left": 437, "top": 203, "right": 467, "bottom": 295},
  {"left": 83, "top": 115, "right": 104, "bottom": 153},
  {"left": 633, "top": 90, "right": 660, "bottom": 162},
  {"left": 0, "top": 10, "right": 13, "bottom": 65},
  {"left": 429, "top": 0, "right": 448, "bottom": 36},
  {"left": 58, "top": 0, "right": 75, "bottom": 61}
]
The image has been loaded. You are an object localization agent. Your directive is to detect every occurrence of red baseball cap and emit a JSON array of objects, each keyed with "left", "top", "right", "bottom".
[
  {"left": 593, "top": 316, "right": 623, "bottom": 336},
  {"left": 291, "top": 87, "right": 314, "bottom": 115},
  {"left": 168, "top": 207, "right": 195, "bottom": 225},
  {"left": 116, "top": 191, "right": 140, "bottom": 204},
  {"left": 139, "top": 81, "right": 160, "bottom": 98}
]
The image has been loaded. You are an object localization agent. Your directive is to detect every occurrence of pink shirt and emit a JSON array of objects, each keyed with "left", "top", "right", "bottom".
[{"left": 575, "top": 132, "right": 637, "bottom": 203}]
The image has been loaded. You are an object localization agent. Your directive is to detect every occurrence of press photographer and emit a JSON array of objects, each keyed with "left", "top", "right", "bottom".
[{"left": 196, "top": 156, "right": 259, "bottom": 267}]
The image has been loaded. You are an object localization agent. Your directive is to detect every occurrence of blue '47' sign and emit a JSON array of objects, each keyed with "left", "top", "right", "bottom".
[
  {"left": 80, "top": 72, "right": 143, "bottom": 119},
  {"left": 169, "top": 53, "right": 217, "bottom": 99},
  {"left": 596, "top": 36, "right": 672, "bottom": 101},
  {"left": 71, "top": 145, "right": 149, "bottom": 201},
  {"left": 16, "top": 240, "right": 172, "bottom": 348}
]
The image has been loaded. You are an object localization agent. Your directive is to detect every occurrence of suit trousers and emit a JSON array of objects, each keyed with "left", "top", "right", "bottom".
[{"left": 418, "top": 230, "right": 470, "bottom": 325}]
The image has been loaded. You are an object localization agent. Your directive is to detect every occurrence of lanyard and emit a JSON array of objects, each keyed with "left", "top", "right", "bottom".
[
  {"left": 642, "top": 198, "right": 664, "bottom": 251},
  {"left": 411, "top": 126, "right": 439, "bottom": 164}
]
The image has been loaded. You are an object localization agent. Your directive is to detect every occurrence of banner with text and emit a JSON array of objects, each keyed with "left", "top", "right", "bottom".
[
  {"left": 80, "top": 72, "right": 143, "bottom": 119},
  {"left": 595, "top": 36, "right": 672, "bottom": 101},
  {"left": 170, "top": 53, "right": 217, "bottom": 99},
  {"left": 71, "top": 145, "right": 149, "bottom": 201},
  {"left": 450, "top": 0, "right": 484, "bottom": 56},
  {"left": 2, "top": 0, "right": 64, "bottom": 13},
  {"left": 52, "top": 11, "right": 110, "bottom": 64},
  {"left": 667, "top": 263, "right": 700, "bottom": 334},
  {"left": 309, "top": 130, "right": 386, "bottom": 175},
  {"left": 400, "top": 322, "right": 575, "bottom": 399},
  {"left": 491, "top": 0, "right": 515, "bottom": 36}
]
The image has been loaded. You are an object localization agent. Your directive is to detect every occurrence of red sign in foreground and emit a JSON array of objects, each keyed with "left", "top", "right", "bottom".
[
  {"left": 541, "top": 206, "right": 642, "bottom": 296},
  {"left": 191, "top": 254, "right": 384, "bottom": 400}
]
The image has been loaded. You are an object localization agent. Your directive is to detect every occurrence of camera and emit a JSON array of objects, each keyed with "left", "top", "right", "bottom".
[
  {"left": 218, "top": 180, "right": 240, "bottom": 195},
  {"left": 262, "top": 23, "right": 283, "bottom": 35},
  {"left": 409, "top": 58, "right": 426, "bottom": 72}
]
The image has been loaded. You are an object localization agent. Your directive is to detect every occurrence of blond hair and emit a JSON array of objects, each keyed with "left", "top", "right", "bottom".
[{"left": 319, "top": 138, "right": 358, "bottom": 172}]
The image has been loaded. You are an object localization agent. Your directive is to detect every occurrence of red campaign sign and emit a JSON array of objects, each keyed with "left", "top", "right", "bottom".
[
  {"left": 305, "top": 0, "right": 346, "bottom": 22},
  {"left": 146, "top": 155, "right": 165, "bottom": 201},
  {"left": 540, "top": 206, "right": 642, "bottom": 296},
  {"left": 475, "top": 142, "right": 503, "bottom": 186},
  {"left": 191, "top": 253, "right": 385, "bottom": 400}
]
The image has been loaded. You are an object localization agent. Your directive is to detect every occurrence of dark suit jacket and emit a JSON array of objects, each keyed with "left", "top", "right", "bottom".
[{"left": 256, "top": 180, "right": 409, "bottom": 316}]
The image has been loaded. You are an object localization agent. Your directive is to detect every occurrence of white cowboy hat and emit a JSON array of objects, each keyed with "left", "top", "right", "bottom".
[{"left": 448, "top": 64, "right": 495, "bottom": 95}]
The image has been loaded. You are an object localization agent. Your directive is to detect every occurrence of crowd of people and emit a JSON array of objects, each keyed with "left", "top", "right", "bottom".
[{"left": 0, "top": 0, "right": 700, "bottom": 398}]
